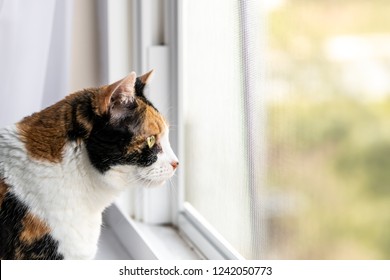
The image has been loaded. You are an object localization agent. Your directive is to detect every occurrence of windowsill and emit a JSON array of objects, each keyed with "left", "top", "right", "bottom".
[
  {"left": 101, "top": 203, "right": 202, "bottom": 260},
  {"left": 131, "top": 220, "right": 202, "bottom": 260}
]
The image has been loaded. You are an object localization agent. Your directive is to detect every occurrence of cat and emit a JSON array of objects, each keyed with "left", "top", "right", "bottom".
[{"left": 0, "top": 70, "right": 179, "bottom": 260}]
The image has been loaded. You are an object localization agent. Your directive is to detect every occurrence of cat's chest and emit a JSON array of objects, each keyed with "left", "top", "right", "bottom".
[
  {"left": 34, "top": 176, "right": 103, "bottom": 259},
  {"left": 0, "top": 127, "right": 114, "bottom": 259},
  {"left": 52, "top": 209, "right": 103, "bottom": 259}
]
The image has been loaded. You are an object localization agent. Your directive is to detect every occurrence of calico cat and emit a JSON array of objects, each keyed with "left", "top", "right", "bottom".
[{"left": 0, "top": 70, "right": 179, "bottom": 260}]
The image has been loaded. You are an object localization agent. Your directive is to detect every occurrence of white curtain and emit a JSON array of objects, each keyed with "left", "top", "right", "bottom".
[{"left": 0, "top": 0, "right": 73, "bottom": 127}]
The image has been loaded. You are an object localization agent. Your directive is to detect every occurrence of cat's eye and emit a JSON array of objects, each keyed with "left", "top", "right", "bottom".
[{"left": 146, "top": 135, "right": 156, "bottom": 149}]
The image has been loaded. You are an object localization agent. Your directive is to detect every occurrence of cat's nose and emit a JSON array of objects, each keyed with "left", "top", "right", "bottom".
[{"left": 171, "top": 161, "right": 179, "bottom": 170}]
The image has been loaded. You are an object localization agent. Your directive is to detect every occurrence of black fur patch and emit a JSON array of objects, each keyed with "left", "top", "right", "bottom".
[
  {"left": 134, "top": 78, "right": 146, "bottom": 97},
  {"left": 67, "top": 92, "right": 94, "bottom": 142},
  {"left": 135, "top": 144, "right": 161, "bottom": 167},
  {"left": 0, "top": 192, "right": 63, "bottom": 260},
  {"left": 85, "top": 114, "right": 161, "bottom": 173},
  {"left": 85, "top": 114, "right": 133, "bottom": 173},
  {"left": 134, "top": 78, "right": 158, "bottom": 111}
]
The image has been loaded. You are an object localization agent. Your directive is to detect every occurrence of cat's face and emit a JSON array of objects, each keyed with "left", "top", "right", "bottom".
[{"left": 86, "top": 71, "right": 178, "bottom": 186}]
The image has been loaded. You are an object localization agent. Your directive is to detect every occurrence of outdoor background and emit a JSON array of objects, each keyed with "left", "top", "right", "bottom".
[{"left": 265, "top": 0, "right": 390, "bottom": 259}]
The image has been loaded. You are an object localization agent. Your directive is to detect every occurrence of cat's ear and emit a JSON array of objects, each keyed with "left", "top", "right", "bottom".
[
  {"left": 97, "top": 72, "right": 137, "bottom": 116},
  {"left": 134, "top": 70, "right": 154, "bottom": 97},
  {"left": 139, "top": 69, "right": 154, "bottom": 85}
]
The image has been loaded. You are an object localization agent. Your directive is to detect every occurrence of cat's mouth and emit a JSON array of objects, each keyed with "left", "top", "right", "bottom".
[{"left": 135, "top": 166, "right": 176, "bottom": 187}]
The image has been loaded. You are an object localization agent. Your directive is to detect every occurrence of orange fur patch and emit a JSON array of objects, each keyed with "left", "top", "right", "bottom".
[
  {"left": 143, "top": 105, "right": 166, "bottom": 137},
  {"left": 17, "top": 91, "right": 94, "bottom": 163},
  {"left": 126, "top": 100, "right": 167, "bottom": 154},
  {"left": 0, "top": 179, "right": 8, "bottom": 208},
  {"left": 19, "top": 213, "right": 51, "bottom": 245},
  {"left": 17, "top": 104, "right": 68, "bottom": 163},
  {"left": 93, "top": 85, "right": 111, "bottom": 116}
]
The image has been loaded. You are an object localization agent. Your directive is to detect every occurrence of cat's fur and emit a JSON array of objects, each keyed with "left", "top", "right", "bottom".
[{"left": 0, "top": 71, "right": 178, "bottom": 260}]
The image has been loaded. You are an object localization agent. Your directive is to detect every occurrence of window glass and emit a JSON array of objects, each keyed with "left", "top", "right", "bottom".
[
  {"left": 183, "top": 0, "right": 390, "bottom": 259},
  {"left": 183, "top": 0, "right": 256, "bottom": 258}
]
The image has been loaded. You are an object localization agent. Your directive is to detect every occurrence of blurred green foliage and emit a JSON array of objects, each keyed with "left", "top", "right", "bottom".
[{"left": 266, "top": 0, "right": 390, "bottom": 259}]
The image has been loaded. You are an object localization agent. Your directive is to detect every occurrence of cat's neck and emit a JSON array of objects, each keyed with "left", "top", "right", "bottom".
[{"left": 59, "top": 142, "right": 129, "bottom": 213}]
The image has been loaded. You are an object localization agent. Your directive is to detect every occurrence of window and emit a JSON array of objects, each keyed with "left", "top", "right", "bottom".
[
  {"left": 179, "top": 0, "right": 390, "bottom": 260},
  {"left": 104, "top": 0, "right": 390, "bottom": 260},
  {"left": 180, "top": 0, "right": 263, "bottom": 259}
]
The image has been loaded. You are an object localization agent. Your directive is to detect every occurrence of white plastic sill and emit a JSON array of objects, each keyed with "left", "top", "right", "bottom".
[
  {"left": 100, "top": 203, "right": 201, "bottom": 260},
  {"left": 179, "top": 203, "right": 245, "bottom": 260}
]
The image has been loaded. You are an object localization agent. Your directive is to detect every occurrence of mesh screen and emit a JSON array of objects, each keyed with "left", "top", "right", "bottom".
[{"left": 183, "top": 0, "right": 390, "bottom": 259}]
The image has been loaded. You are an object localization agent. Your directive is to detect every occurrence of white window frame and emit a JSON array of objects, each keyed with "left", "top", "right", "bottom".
[{"left": 99, "top": 0, "right": 247, "bottom": 260}]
